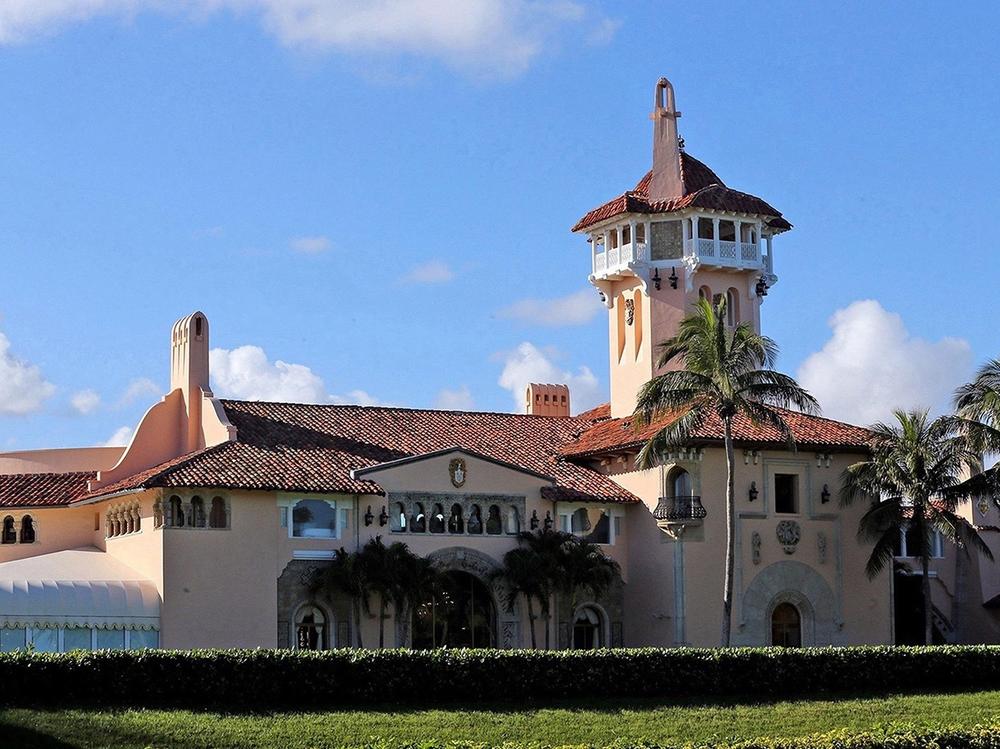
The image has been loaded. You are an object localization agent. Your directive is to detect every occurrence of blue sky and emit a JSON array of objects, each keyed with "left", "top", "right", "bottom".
[{"left": 1, "top": 1, "right": 999, "bottom": 450}]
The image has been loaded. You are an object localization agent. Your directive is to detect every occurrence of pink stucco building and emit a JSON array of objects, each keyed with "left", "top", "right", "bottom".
[{"left": 1, "top": 78, "right": 997, "bottom": 652}]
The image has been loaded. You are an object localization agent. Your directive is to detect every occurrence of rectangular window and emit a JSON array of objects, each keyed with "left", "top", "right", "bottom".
[
  {"left": 128, "top": 630, "right": 159, "bottom": 650},
  {"left": 31, "top": 628, "right": 59, "bottom": 653},
  {"left": 63, "top": 627, "right": 92, "bottom": 652},
  {"left": 279, "top": 506, "right": 288, "bottom": 528},
  {"left": 774, "top": 474, "right": 798, "bottom": 514},
  {"left": 0, "top": 627, "right": 26, "bottom": 652},
  {"left": 95, "top": 629, "right": 125, "bottom": 650},
  {"left": 291, "top": 499, "right": 338, "bottom": 538}
]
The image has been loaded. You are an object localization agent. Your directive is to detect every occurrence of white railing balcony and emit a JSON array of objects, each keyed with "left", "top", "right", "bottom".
[
  {"left": 684, "top": 238, "right": 763, "bottom": 270},
  {"left": 592, "top": 242, "right": 648, "bottom": 277}
]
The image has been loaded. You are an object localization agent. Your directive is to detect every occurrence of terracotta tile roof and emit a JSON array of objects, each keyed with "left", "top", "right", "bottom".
[
  {"left": 571, "top": 152, "right": 791, "bottom": 233},
  {"left": 561, "top": 403, "right": 873, "bottom": 458},
  {"left": 85, "top": 401, "right": 638, "bottom": 505},
  {"left": 0, "top": 472, "right": 96, "bottom": 508}
]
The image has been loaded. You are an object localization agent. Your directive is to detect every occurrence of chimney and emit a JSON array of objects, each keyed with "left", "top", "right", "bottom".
[
  {"left": 525, "top": 383, "right": 571, "bottom": 418},
  {"left": 170, "top": 311, "right": 212, "bottom": 452},
  {"left": 648, "top": 77, "right": 683, "bottom": 201}
]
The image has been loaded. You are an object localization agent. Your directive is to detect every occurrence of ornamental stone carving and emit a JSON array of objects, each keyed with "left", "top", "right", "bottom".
[
  {"left": 751, "top": 531, "right": 761, "bottom": 565},
  {"left": 775, "top": 520, "right": 800, "bottom": 554},
  {"left": 817, "top": 531, "right": 827, "bottom": 564}
]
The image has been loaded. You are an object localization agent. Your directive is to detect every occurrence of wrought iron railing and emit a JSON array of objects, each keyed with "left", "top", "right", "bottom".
[{"left": 653, "top": 495, "right": 707, "bottom": 522}]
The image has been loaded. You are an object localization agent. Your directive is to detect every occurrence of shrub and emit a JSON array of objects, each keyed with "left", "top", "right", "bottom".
[{"left": 5, "top": 646, "right": 1000, "bottom": 710}]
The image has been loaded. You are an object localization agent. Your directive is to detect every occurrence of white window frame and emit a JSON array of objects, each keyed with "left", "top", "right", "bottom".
[
  {"left": 898, "top": 525, "right": 944, "bottom": 559},
  {"left": 556, "top": 503, "right": 623, "bottom": 546}
]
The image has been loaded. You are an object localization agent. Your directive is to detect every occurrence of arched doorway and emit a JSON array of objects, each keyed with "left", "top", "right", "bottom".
[
  {"left": 572, "top": 605, "right": 605, "bottom": 649},
  {"left": 294, "top": 604, "right": 328, "bottom": 650},
  {"left": 771, "top": 602, "right": 801, "bottom": 647},
  {"left": 412, "top": 571, "right": 497, "bottom": 649}
]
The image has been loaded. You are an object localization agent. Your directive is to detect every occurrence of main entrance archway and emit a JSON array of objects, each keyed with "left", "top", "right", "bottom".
[{"left": 412, "top": 570, "right": 497, "bottom": 648}]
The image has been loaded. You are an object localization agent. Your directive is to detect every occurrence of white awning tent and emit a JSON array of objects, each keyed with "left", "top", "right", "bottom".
[{"left": 0, "top": 547, "right": 159, "bottom": 630}]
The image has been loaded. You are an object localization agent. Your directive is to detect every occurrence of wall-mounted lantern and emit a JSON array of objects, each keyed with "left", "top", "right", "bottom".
[
  {"left": 364, "top": 505, "right": 374, "bottom": 526},
  {"left": 748, "top": 481, "right": 759, "bottom": 502},
  {"left": 378, "top": 506, "right": 389, "bottom": 526},
  {"left": 530, "top": 510, "right": 540, "bottom": 530},
  {"left": 598, "top": 290, "right": 606, "bottom": 303},
  {"left": 669, "top": 267, "right": 679, "bottom": 289},
  {"left": 543, "top": 511, "right": 554, "bottom": 531},
  {"left": 652, "top": 267, "right": 661, "bottom": 291},
  {"left": 755, "top": 277, "right": 769, "bottom": 297},
  {"left": 821, "top": 484, "right": 831, "bottom": 504}
]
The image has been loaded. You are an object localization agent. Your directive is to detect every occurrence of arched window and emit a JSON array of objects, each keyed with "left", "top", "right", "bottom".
[
  {"left": 190, "top": 496, "right": 206, "bottom": 528},
  {"left": 447, "top": 504, "right": 464, "bottom": 534},
  {"left": 1, "top": 516, "right": 16, "bottom": 544},
  {"left": 571, "top": 507, "right": 591, "bottom": 533},
  {"left": 153, "top": 500, "right": 163, "bottom": 529},
  {"left": 572, "top": 606, "right": 604, "bottom": 649},
  {"left": 430, "top": 503, "right": 445, "bottom": 534},
  {"left": 19, "top": 516, "right": 35, "bottom": 544},
  {"left": 411, "top": 503, "right": 426, "bottom": 533},
  {"left": 125, "top": 509, "right": 135, "bottom": 534},
  {"left": 168, "top": 496, "right": 184, "bottom": 528},
  {"left": 394, "top": 502, "right": 408, "bottom": 532},
  {"left": 726, "top": 288, "right": 739, "bottom": 327},
  {"left": 467, "top": 505, "right": 483, "bottom": 534},
  {"left": 698, "top": 285, "right": 711, "bottom": 303},
  {"left": 771, "top": 602, "right": 801, "bottom": 647},
  {"left": 209, "top": 497, "right": 227, "bottom": 528},
  {"left": 672, "top": 468, "right": 692, "bottom": 498},
  {"left": 295, "top": 604, "right": 327, "bottom": 651},
  {"left": 485, "top": 505, "right": 502, "bottom": 535},
  {"left": 506, "top": 506, "right": 520, "bottom": 535},
  {"left": 132, "top": 506, "right": 141, "bottom": 533}
]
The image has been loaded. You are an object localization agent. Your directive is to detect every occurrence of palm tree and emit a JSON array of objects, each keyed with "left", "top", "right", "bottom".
[
  {"left": 634, "top": 297, "right": 819, "bottom": 646},
  {"left": 842, "top": 409, "right": 993, "bottom": 644},
  {"left": 516, "top": 529, "right": 567, "bottom": 648},
  {"left": 313, "top": 547, "right": 367, "bottom": 648},
  {"left": 491, "top": 546, "right": 546, "bottom": 649},
  {"left": 557, "top": 535, "right": 621, "bottom": 611},
  {"left": 955, "top": 359, "right": 1000, "bottom": 477},
  {"left": 386, "top": 545, "right": 443, "bottom": 648}
]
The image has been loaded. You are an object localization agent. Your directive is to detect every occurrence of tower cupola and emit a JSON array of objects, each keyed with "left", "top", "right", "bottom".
[{"left": 571, "top": 77, "right": 792, "bottom": 418}]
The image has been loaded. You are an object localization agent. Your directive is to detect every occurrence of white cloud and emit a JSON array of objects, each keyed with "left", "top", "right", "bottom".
[
  {"left": 210, "top": 345, "right": 389, "bottom": 406},
  {"left": 289, "top": 235, "right": 331, "bottom": 254},
  {"left": 797, "top": 300, "right": 973, "bottom": 426},
  {"left": 0, "top": 331, "right": 55, "bottom": 416},
  {"left": 497, "top": 342, "right": 600, "bottom": 414},
  {"left": 118, "top": 377, "right": 161, "bottom": 406},
  {"left": 401, "top": 260, "right": 455, "bottom": 285},
  {"left": 435, "top": 385, "right": 475, "bottom": 411},
  {"left": 0, "top": 1, "right": 607, "bottom": 76},
  {"left": 104, "top": 425, "right": 133, "bottom": 447},
  {"left": 70, "top": 389, "right": 100, "bottom": 415},
  {"left": 498, "top": 288, "right": 602, "bottom": 327},
  {"left": 210, "top": 345, "right": 328, "bottom": 403}
]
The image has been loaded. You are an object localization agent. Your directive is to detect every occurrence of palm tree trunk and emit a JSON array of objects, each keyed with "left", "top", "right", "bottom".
[
  {"left": 378, "top": 596, "right": 387, "bottom": 649},
  {"left": 721, "top": 417, "right": 736, "bottom": 647},
  {"left": 921, "top": 552, "right": 933, "bottom": 645},
  {"left": 526, "top": 595, "right": 538, "bottom": 649},
  {"left": 353, "top": 598, "right": 364, "bottom": 648}
]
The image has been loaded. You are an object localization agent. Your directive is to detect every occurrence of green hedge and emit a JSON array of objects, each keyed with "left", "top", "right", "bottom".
[
  {"left": 350, "top": 726, "right": 1000, "bottom": 749},
  {"left": 5, "top": 646, "right": 1000, "bottom": 709}
]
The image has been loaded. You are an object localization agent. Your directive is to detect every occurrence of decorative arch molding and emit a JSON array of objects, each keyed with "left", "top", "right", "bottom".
[
  {"left": 736, "top": 560, "right": 840, "bottom": 646},
  {"left": 571, "top": 601, "right": 611, "bottom": 649},
  {"left": 403, "top": 546, "right": 521, "bottom": 649}
]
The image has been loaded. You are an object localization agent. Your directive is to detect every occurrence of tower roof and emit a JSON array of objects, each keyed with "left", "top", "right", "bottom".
[{"left": 571, "top": 151, "right": 792, "bottom": 233}]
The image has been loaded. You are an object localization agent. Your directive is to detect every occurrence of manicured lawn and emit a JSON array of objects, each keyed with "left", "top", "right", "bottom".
[{"left": 3, "top": 690, "right": 1000, "bottom": 748}]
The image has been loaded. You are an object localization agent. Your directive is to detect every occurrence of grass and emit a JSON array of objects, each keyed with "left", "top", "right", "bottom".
[{"left": 4, "top": 690, "right": 1000, "bottom": 748}]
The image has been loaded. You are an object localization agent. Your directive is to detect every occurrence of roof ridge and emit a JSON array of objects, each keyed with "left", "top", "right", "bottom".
[{"left": 220, "top": 399, "right": 592, "bottom": 422}]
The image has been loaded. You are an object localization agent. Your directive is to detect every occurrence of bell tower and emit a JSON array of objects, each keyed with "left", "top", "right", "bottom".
[{"left": 572, "top": 77, "right": 791, "bottom": 418}]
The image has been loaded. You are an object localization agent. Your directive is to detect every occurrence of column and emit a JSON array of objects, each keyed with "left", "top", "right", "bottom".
[
  {"left": 734, "top": 220, "right": 742, "bottom": 264},
  {"left": 673, "top": 533, "right": 686, "bottom": 645},
  {"left": 712, "top": 217, "right": 720, "bottom": 259}
]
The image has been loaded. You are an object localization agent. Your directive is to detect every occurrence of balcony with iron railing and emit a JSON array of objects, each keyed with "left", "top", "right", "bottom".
[{"left": 653, "top": 495, "right": 707, "bottom": 524}]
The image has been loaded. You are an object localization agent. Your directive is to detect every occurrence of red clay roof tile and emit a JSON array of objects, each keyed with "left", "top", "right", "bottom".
[
  {"left": 0, "top": 472, "right": 96, "bottom": 508},
  {"left": 571, "top": 152, "right": 790, "bottom": 233}
]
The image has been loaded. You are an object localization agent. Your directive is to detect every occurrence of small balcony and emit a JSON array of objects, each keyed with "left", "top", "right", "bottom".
[
  {"left": 684, "top": 238, "right": 762, "bottom": 270},
  {"left": 653, "top": 495, "right": 706, "bottom": 525},
  {"left": 592, "top": 241, "right": 647, "bottom": 278}
]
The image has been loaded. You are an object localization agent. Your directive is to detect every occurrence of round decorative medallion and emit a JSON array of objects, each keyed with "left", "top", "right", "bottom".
[
  {"left": 775, "top": 520, "right": 801, "bottom": 554},
  {"left": 449, "top": 457, "right": 467, "bottom": 488},
  {"left": 978, "top": 496, "right": 990, "bottom": 517}
]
